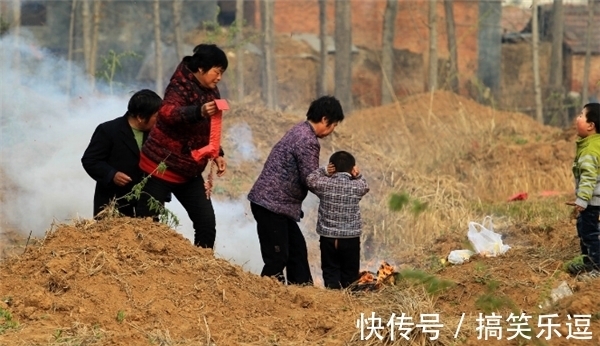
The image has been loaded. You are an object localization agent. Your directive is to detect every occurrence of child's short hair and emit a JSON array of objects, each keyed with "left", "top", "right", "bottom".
[
  {"left": 585, "top": 103, "right": 600, "bottom": 133},
  {"left": 329, "top": 151, "right": 355, "bottom": 174},
  {"left": 306, "top": 96, "right": 344, "bottom": 125}
]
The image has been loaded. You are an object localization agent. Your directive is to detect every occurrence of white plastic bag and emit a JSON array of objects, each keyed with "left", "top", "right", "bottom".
[
  {"left": 467, "top": 216, "right": 510, "bottom": 257},
  {"left": 447, "top": 250, "right": 475, "bottom": 264}
]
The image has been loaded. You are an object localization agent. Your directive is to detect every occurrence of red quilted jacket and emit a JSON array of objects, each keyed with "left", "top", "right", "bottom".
[{"left": 141, "top": 58, "right": 222, "bottom": 179}]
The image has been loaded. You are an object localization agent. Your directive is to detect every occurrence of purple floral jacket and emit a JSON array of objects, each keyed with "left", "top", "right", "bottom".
[{"left": 248, "top": 121, "right": 320, "bottom": 221}]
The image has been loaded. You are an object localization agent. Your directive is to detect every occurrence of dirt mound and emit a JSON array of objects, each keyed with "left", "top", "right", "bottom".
[
  {"left": 331, "top": 90, "right": 573, "bottom": 201},
  {"left": 0, "top": 217, "right": 365, "bottom": 345}
]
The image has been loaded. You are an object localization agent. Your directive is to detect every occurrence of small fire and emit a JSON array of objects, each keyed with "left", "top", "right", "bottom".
[
  {"left": 355, "top": 261, "right": 396, "bottom": 291},
  {"left": 358, "top": 271, "right": 375, "bottom": 284}
]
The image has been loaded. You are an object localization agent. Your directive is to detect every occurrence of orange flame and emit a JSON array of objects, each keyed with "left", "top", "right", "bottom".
[{"left": 356, "top": 261, "right": 395, "bottom": 289}]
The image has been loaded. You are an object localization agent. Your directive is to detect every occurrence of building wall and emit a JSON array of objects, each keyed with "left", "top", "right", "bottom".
[
  {"left": 569, "top": 54, "right": 600, "bottom": 100},
  {"left": 499, "top": 42, "right": 552, "bottom": 112},
  {"left": 262, "top": 0, "right": 481, "bottom": 92}
]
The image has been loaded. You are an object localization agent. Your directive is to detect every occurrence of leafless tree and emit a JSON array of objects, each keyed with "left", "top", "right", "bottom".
[
  {"left": 173, "top": 0, "right": 184, "bottom": 61},
  {"left": 381, "top": 0, "right": 398, "bottom": 105},
  {"left": 549, "top": 0, "right": 564, "bottom": 88},
  {"left": 12, "top": 0, "right": 21, "bottom": 85},
  {"left": 444, "top": 0, "right": 459, "bottom": 92},
  {"left": 154, "top": 0, "right": 163, "bottom": 94},
  {"left": 67, "top": 0, "right": 78, "bottom": 94},
  {"left": 334, "top": 0, "right": 353, "bottom": 113},
  {"left": 549, "top": 0, "right": 565, "bottom": 124},
  {"left": 261, "top": 0, "right": 277, "bottom": 109},
  {"left": 11, "top": 0, "right": 20, "bottom": 37},
  {"left": 532, "top": 0, "right": 544, "bottom": 123},
  {"left": 235, "top": 0, "right": 244, "bottom": 102},
  {"left": 82, "top": 0, "right": 91, "bottom": 75},
  {"left": 90, "top": 0, "right": 101, "bottom": 90},
  {"left": 428, "top": 0, "right": 438, "bottom": 92},
  {"left": 317, "top": 0, "right": 327, "bottom": 97},
  {"left": 581, "top": 1, "right": 595, "bottom": 106}
]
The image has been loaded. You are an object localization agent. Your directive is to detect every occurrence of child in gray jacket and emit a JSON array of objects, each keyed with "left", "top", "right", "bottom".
[{"left": 306, "top": 151, "right": 370, "bottom": 289}]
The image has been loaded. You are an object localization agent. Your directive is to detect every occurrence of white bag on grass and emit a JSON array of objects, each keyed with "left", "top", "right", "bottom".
[
  {"left": 447, "top": 249, "right": 475, "bottom": 265},
  {"left": 467, "top": 216, "right": 510, "bottom": 257}
]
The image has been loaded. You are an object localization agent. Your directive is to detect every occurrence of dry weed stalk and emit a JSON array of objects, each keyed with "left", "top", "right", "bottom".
[
  {"left": 50, "top": 322, "right": 106, "bottom": 345},
  {"left": 202, "top": 315, "right": 213, "bottom": 345},
  {"left": 148, "top": 329, "right": 174, "bottom": 346},
  {"left": 111, "top": 274, "right": 134, "bottom": 301},
  {"left": 87, "top": 251, "right": 106, "bottom": 276},
  {"left": 354, "top": 285, "right": 461, "bottom": 345}
]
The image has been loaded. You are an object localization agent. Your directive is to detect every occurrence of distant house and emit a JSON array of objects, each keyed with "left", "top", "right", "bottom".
[
  {"left": 544, "top": 2, "right": 600, "bottom": 98},
  {"left": 502, "top": 2, "right": 600, "bottom": 100},
  {"left": 496, "top": 1, "right": 600, "bottom": 119}
]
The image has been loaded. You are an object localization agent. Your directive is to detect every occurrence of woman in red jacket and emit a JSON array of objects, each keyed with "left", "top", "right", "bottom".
[{"left": 136, "top": 44, "right": 227, "bottom": 249}]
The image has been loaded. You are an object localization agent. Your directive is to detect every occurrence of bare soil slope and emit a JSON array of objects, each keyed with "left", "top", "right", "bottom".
[{"left": 0, "top": 217, "right": 365, "bottom": 345}]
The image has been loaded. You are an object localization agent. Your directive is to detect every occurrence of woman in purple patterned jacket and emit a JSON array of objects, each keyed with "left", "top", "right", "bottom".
[{"left": 248, "top": 96, "right": 345, "bottom": 285}]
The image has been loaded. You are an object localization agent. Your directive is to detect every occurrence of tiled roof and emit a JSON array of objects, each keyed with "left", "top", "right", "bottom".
[
  {"left": 501, "top": 5, "right": 531, "bottom": 33},
  {"left": 540, "top": 2, "right": 600, "bottom": 54}
]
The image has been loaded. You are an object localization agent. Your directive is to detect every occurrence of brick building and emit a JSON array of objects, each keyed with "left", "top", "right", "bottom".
[{"left": 237, "top": 0, "right": 482, "bottom": 94}]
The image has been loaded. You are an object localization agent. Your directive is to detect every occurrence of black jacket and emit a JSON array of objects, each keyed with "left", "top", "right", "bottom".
[{"left": 81, "top": 115, "right": 147, "bottom": 216}]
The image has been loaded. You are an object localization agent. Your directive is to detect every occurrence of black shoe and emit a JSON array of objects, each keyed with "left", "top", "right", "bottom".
[
  {"left": 568, "top": 262, "right": 600, "bottom": 275},
  {"left": 577, "top": 270, "right": 600, "bottom": 282}
]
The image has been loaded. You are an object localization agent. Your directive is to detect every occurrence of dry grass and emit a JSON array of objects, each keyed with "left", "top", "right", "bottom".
[
  {"left": 49, "top": 322, "right": 106, "bottom": 345},
  {"left": 351, "top": 285, "right": 466, "bottom": 345},
  {"left": 317, "top": 91, "right": 575, "bottom": 261}
]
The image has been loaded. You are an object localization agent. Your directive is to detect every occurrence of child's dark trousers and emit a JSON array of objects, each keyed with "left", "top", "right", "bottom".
[
  {"left": 577, "top": 205, "right": 600, "bottom": 266},
  {"left": 320, "top": 236, "right": 360, "bottom": 289}
]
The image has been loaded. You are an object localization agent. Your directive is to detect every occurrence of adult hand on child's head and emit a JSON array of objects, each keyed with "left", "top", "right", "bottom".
[
  {"left": 201, "top": 101, "right": 218, "bottom": 118},
  {"left": 326, "top": 163, "right": 336, "bottom": 176},
  {"left": 351, "top": 166, "right": 360, "bottom": 178},
  {"left": 215, "top": 156, "right": 227, "bottom": 177},
  {"left": 113, "top": 171, "right": 132, "bottom": 187}
]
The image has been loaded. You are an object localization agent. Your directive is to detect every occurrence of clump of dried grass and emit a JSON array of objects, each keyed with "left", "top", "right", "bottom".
[
  {"left": 50, "top": 322, "right": 106, "bottom": 345},
  {"left": 351, "top": 285, "right": 465, "bottom": 345}
]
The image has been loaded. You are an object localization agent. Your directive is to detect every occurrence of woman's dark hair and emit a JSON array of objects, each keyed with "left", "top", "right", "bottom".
[
  {"left": 185, "top": 44, "right": 228, "bottom": 73},
  {"left": 584, "top": 103, "right": 600, "bottom": 133},
  {"left": 306, "top": 95, "right": 345, "bottom": 125},
  {"left": 329, "top": 151, "right": 355, "bottom": 174},
  {"left": 127, "top": 89, "right": 162, "bottom": 121}
]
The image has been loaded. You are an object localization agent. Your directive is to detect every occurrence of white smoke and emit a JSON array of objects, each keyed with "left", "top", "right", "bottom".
[
  {"left": 0, "top": 32, "right": 263, "bottom": 274},
  {"left": 225, "top": 123, "right": 257, "bottom": 165}
]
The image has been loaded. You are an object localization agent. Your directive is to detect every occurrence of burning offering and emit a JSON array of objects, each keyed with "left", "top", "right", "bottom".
[{"left": 352, "top": 261, "right": 396, "bottom": 291}]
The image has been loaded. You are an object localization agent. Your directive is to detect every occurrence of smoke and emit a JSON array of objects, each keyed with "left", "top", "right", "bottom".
[
  {"left": 225, "top": 123, "right": 257, "bottom": 165},
  {"left": 0, "top": 32, "right": 262, "bottom": 274}
]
